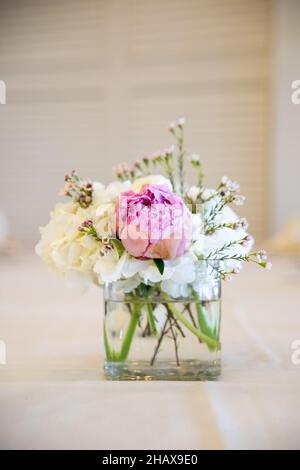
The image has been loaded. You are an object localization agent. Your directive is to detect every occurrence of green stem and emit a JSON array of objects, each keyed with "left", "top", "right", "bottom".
[
  {"left": 146, "top": 302, "right": 157, "bottom": 336},
  {"left": 178, "top": 132, "right": 185, "bottom": 196},
  {"left": 192, "top": 290, "right": 215, "bottom": 337},
  {"left": 192, "top": 289, "right": 219, "bottom": 352},
  {"left": 164, "top": 156, "right": 176, "bottom": 192},
  {"left": 116, "top": 303, "right": 141, "bottom": 362},
  {"left": 161, "top": 293, "right": 221, "bottom": 351},
  {"left": 103, "top": 321, "right": 114, "bottom": 361}
]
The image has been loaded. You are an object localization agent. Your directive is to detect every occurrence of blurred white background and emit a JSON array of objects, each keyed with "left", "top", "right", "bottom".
[
  {"left": 0, "top": 0, "right": 300, "bottom": 451},
  {"left": 0, "top": 0, "right": 299, "bottom": 245}
]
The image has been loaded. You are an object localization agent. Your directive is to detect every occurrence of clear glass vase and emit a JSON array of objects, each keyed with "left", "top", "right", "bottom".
[{"left": 103, "top": 266, "right": 221, "bottom": 381}]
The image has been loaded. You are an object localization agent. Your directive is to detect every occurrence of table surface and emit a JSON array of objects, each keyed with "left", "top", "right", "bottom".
[{"left": 0, "top": 251, "right": 300, "bottom": 450}]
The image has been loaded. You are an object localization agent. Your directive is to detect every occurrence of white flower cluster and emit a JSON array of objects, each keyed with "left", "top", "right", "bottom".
[
  {"left": 36, "top": 175, "right": 187, "bottom": 292},
  {"left": 36, "top": 118, "right": 269, "bottom": 298},
  {"left": 36, "top": 171, "right": 256, "bottom": 298}
]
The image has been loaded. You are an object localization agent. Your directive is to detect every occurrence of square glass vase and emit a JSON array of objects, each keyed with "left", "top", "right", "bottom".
[{"left": 103, "top": 268, "right": 221, "bottom": 381}]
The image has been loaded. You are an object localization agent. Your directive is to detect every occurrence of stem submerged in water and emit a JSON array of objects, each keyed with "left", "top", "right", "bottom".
[
  {"left": 192, "top": 289, "right": 220, "bottom": 352},
  {"left": 104, "top": 287, "right": 221, "bottom": 365},
  {"left": 106, "top": 302, "right": 141, "bottom": 363},
  {"left": 150, "top": 316, "right": 169, "bottom": 366},
  {"left": 160, "top": 292, "right": 221, "bottom": 351},
  {"left": 103, "top": 321, "right": 114, "bottom": 361},
  {"left": 146, "top": 302, "right": 157, "bottom": 336},
  {"left": 118, "top": 302, "right": 141, "bottom": 361}
]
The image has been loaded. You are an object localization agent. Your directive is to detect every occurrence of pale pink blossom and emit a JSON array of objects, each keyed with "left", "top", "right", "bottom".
[{"left": 117, "top": 184, "right": 192, "bottom": 260}]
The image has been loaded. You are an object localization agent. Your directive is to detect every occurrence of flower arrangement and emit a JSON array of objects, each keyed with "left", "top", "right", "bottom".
[{"left": 36, "top": 118, "right": 270, "bottom": 380}]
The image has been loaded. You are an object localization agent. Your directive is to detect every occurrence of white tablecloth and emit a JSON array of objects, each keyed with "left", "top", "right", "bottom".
[{"left": 0, "top": 252, "right": 300, "bottom": 449}]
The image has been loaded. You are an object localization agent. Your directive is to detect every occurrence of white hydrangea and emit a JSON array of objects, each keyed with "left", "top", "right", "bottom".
[
  {"left": 36, "top": 175, "right": 257, "bottom": 296},
  {"left": 35, "top": 202, "right": 99, "bottom": 282}
]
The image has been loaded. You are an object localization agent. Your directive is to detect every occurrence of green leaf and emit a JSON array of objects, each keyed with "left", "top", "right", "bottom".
[
  {"left": 111, "top": 238, "right": 125, "bottom": 257},
  {"left": 135, "top": 283, "right": 149, "bottom": 297},
  {"left": 154, "top": 259, "right": 164, "bottom": 275}
]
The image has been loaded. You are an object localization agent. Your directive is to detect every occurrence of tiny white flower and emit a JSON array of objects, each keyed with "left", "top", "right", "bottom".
[
  {"left": 242, "top": 235, "right": 254, "bottom": 249},
  {"left": 239, "top": 217, "right": 248, "bottom": 231},
  {"left": 167, "top": 144, "right": 176, "bottom": 154},
  {"left": 232, "top": 265, "right": 242, "bottom": 274},
  {"left": 191, "top": 154, "right": 200, "bottom": 164},
  {"left": 178, "top": 117, "right": 185, "bottom": 126},
  {"left": 227, "top": 180, "right": 240, "bottom": 192},
  {"left": 233, "top": 194, "right": 246, "bottom": 206},
  {"left": 201, "top": 188, "right": 215, "bottom": 201},
  {"left": 221, "top": 176, "right": 228, "bottom": 185},
  {"left": 256, "top": 249, "right": 267, "bottom": 263},
  {"left": 187, "top": 186, "right": 201, "bottom": 203}
]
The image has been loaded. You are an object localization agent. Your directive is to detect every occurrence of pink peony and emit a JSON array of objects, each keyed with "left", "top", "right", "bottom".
[{"left": 117, "top": 184, "right": 192, "bottom": 260}]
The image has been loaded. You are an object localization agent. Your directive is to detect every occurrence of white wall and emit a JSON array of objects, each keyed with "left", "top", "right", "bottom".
[
  {"left": 0, "top": 0, "right": 270, "bottom": 244},
  {"left": 272, "top": 0, "right": 300, "bottom": 233}
]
